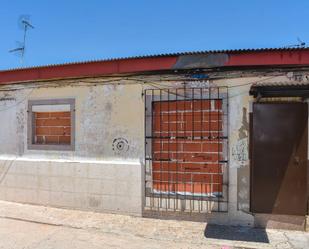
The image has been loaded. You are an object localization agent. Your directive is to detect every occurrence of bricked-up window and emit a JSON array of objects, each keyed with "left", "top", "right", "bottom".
[
  {"left": 151, "top": 100, "right": 224, "bottom": 195},
  {"left": 28, "top": 99, "right": 75, "bottom": 150},
  {"left": 35, "top": 112, "right": 71, "bottom": 144}
]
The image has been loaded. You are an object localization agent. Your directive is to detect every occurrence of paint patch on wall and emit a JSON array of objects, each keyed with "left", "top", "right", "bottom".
[
  {"left": 239, "top": 107, "right": 249, "bottom": 139},
  {"left": 88, "top": 196, "right": 101, "bottom": 208},
  {"left": 232, "top": 107, "right": 249, "bottom": 164},
  {"left": 231, "top": 101, "right": 250, "bottom": 213},
  {"left": 237, "top": 164, "right": 250, "bottom": 212},
  {"left": 173, "top": 54, "right": 229, "bottom": 69},
  {"left": 16, "top": 108, "right": 25, "bottom": 156}
]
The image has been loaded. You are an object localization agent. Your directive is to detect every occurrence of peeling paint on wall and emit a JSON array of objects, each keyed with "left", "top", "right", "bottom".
[
  {"left": 78, "top": 86, "right": 108, "bottom": 157},
  {"left": 232, "top": 104, "right": 249, "bottom": 164},
  {"left": 232, "top": 107, "right": 249, "bottom": 164},
  {"left": 235, "top": 104, "right": 250, "bottom": 213},
  {"left": 228, "top": 88, "right": 251, "bottom": 214},
  {"left": 239, "top": 107, "right": 249, "bottom": 139},
  {"left": 232, "top": 138, "right": 249, "bottom": 162}
]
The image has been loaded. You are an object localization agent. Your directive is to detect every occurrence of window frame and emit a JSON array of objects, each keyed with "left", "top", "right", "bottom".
[{"left": 27, "top": 98, "right": 75, "bottom": 151}]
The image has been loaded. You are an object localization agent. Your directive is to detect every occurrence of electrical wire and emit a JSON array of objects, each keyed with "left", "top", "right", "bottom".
[
  {"left": 225, "top": 75, "right": 280, "bottom": 88},
  {"left": 0, "top": 73, "right": 288, "bottom": 92},
  {"left": 0, "top": 88, "right": 34, "bottom": 112},
  {"left": 0, "top": 73, "right": 290, "bottom": 111}
]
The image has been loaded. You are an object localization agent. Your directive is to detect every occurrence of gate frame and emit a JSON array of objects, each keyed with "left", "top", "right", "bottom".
[{"left": 143, "top": 86, "right": 229, "bottom": 213}]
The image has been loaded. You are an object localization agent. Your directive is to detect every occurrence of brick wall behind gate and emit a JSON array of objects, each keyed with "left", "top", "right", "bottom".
[{"left": 152, "top": 99, "right": 223, "bottom": 195}]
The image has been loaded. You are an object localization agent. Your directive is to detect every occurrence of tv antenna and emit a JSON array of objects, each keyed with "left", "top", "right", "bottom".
[
  {"left": 9, "top": 15, "right": 34, "bottom": 64},
  {"left": 284, "top": 37, "right": 306, "bottom": 48}
]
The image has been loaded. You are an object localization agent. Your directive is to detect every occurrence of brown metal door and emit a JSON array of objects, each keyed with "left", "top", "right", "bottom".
[{"left": 251, "top": 102, "right": 308, "bottom": 215}]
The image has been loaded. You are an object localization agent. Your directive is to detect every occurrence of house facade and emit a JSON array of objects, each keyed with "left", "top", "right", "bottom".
[{"left": 0, "top": 48, "right": 308, "bottom": 230}]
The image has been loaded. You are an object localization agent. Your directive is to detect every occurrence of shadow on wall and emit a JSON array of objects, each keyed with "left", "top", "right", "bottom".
[{"left": 204, "top": 224, "right": 269, "bottom": 243}]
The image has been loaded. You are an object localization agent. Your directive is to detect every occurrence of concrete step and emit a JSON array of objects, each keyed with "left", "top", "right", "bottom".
[{"left": 254, "top": 214, "right": 306, "bottom": 231}]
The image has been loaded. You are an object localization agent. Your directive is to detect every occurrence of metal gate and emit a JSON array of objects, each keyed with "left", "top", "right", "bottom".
[
  {"left": 251, "top": 102, "right": 308, "bottom": 215},
  {"left": 144, "top": 87, "right": 228, "bottom": 213}
]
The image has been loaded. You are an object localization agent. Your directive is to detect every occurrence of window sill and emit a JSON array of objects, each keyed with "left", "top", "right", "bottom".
[{"left": 28, "top": 143, "right": 75, "bottom": 151}]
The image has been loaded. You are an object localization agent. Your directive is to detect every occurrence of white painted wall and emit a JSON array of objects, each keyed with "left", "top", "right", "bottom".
[
  {"left": 0, "top": 83, "right": 144, "bottom": 215},
  {"left": 0, "top": 73, "right": 304, "bottom": 224}
]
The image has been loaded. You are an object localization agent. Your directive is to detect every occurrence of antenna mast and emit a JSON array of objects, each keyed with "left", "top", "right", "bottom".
[{"left": 9, "top": 16, "right": 35, "bottom": 64}]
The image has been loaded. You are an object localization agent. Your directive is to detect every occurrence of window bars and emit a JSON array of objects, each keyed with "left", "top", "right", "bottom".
[{"left": 144, "top": 86, "right": 228, "bottom": 213}]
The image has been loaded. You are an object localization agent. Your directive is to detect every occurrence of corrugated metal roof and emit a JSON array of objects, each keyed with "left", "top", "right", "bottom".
[{"left": 2, "top": 47, "right": 309, "bottom": 72}]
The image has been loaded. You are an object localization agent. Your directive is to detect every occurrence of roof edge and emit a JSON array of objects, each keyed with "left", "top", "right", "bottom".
[
  {"left": 2, "top": 47, "right": 309, "bottom": 73},
  {"left": 1, "top": 48, "right": 309, "bottom": 85}
]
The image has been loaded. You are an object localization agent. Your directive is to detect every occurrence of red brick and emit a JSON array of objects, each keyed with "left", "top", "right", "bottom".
[
  {"left": 36, "top": 127, "right": 50, "bottom": 135},
  {"left": 152, "top": 161, "right": 223, "bottom": 173},
  {"left": 153, "top": 100, "right": 222, "bottom": 113},
  {"left": 154, "top": 116, "right": 222, "bottom": 133},
  {"left": 182, "top": 143, "right": 201, "bottom": 151},
  {"left": 50, "top": 112, "right": 71, "bottom": 118},
  {"left": 153, "top": 182, "right": 170, "bottom": 192},
  {"left": 153, "top": 172, "right": 222, "bottom": 183},
  {"left": 153, "top": 152, "right": 220, "bottom": 162},
  {"left": 59, "top": 136, "right": 70, "bottom": 144},
  {"left": 204, "top": 112, "right": 223, "bottom": 121},
  {"left": 202, "top": 142, "right": 222, "bottom": 152},
  {"left": 153, "top": 100, "right": 213, "bottom": 113},
  {"left": 153, "top": 130, "right": 224, "bottom": 138},
  {"left": 153, "top": 182, "right": 223, "bottom": 194},
  {"left": 161, "top": 113, "right": 178, "bottom": 122},
  {"left": 152, "top": 141, "right": 179, "bottom": 151},
  {"left": 36, "top": 112, "right": 50, "bottom": 118},
  {"left": 215, "top": 100, "right": 222, "bottom": 110},
  {"left": 49, "top": 127, "right": 71, "bottom": 136},
  {"left": 44, "top": 136, "right": 59, "bottom": 143},
  {"left": 36, "top": 118, "right": 71, "bottom": 127},
  {"left": 158, "top": 112, "right": 222, "bottom": 123},
  {"left": 36, "top": 136, "right": 44, "bottom": 143},
  {"left": 151, "top": 99, "right": 224, "bottom": 195}
]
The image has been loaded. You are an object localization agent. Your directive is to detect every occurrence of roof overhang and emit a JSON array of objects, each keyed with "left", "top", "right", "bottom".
[
  {"left": 249, "top": 84, "right": 309, "bottom": 98},
  {"left": 1, "top": 48, "right": 309, "bottom": 85}
]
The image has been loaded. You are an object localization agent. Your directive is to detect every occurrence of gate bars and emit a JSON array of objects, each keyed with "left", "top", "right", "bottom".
[{"left": 144, "top": 86, "right": 229, "bottom": 213}]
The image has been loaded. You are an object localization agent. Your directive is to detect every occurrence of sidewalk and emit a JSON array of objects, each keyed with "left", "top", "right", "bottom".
[{"left": 0, "top": 200, "right": 308, "bottom": 249}]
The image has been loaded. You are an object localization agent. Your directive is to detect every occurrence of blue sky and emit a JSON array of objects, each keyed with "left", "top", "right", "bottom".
[{"left": 1, "top": 0, "right": 309, "bottom": 70}]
